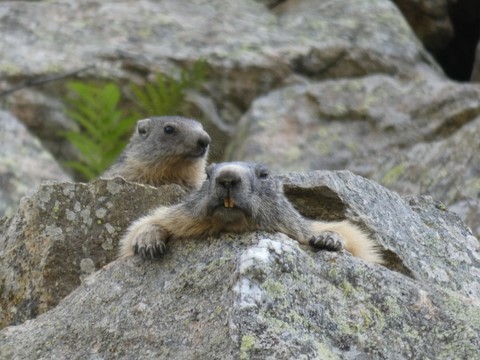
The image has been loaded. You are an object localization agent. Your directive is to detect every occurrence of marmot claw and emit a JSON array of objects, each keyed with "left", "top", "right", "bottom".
[
  {"left": 131, "top": 224, "right": 167, "bottom": 259},
  {"left": 309, "top": 231, "right": 345, "bottom": 252}
]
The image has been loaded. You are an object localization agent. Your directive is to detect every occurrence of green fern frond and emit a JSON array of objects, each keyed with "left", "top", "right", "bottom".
[
  {"left": 132, "top": 60, "right": 208, "bottom": 117},
  {"left": 63, "top": 160, "right": 98, "bottom": 180}
]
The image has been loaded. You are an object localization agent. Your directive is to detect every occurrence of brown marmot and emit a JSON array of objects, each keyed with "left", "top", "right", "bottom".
[
  {"left": 119, "top": 162, "right": 382, "bottom": 264},
  {"left": 102, "top": 116, "right": 211, "bottom": 190}
]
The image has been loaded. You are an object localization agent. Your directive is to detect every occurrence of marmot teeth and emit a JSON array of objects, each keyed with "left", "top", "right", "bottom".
[{"left": 224, "top": 197, "right": 234, "bottom": 208}]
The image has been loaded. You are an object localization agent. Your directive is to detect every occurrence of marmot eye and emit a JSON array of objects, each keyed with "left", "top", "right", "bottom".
[
  {"left": 164, "top": 125, "right": 175, "bottom": 134},
  {"left": 258, "top": 171, "right": 269, "bottom": 179}
]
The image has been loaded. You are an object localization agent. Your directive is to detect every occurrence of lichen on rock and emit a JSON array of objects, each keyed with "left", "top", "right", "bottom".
[{"left": 1, "top": 172, "right": 479, "bottom": 359}]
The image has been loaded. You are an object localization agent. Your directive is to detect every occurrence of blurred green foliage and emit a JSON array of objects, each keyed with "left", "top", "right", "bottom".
[{"left": 63, "top": 82, "right": 138, "bottom": 179}]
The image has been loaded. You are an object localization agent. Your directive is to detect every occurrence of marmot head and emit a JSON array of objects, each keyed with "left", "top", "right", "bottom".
[
  {"left": 128, "top": 116, "right": 211, "bottom": 166},
  {"left": 197, "top": 162, "right": 284, "bottom": 225}
]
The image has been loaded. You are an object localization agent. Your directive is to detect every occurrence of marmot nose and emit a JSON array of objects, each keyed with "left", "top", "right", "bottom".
[
  {"left": 197, "top": 134, "right": 211, "bottom": 150},
  {"left": 216, "top": 171, "right": 241, "bottom": 189}
]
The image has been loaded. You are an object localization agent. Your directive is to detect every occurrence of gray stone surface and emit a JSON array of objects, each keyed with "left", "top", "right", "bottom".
[
  {"left": 0, "top": 172, "right": 479, "bottom": 359},
  {"left": 6, "top": 89, "right": 79, "bottom": 170},
  {"left": 0, "top": 0, "right": 437, "bottom": 126},
  {"left": 371, "top": 116, "right": 480, "bottom": 237},
  {"left": 2, "top": 235, "right": 479, "bottom": 359},
  {"left": 227, "top": 75, "right": 480, "bottom": 239},
  {"left": 228, "top": 75, "right": 480, "bottom": 172},
  {"left": 282, "top": 171, "right": 480, "bottom": 298},
  {"left": 0, "top": 110, "right": 70, "bottom": 217},
  {"left": 0, "top": 178, "right": 185, "bottom": 329}
]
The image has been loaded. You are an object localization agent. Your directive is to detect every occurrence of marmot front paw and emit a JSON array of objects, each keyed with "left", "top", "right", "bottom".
[
  {"left": 129, "top": 223, "right": 168, "bottom": 259},
  {"left": 309, "top": 231, "right": 345, "bottom": 252}
]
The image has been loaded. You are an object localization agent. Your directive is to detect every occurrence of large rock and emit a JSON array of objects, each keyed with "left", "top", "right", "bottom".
[
  {"left": 0, "top": 110, "right": 70, "bottom": 218},
  {"left": 0, "top": 0, "right": 438, "bottom": 128},
  {"left": 0, "top": 178, "right": 185, "bottom": 329},
  {"left": 282, "top": 171, "right": 480, "bottom": 298},
  {"left": 228, "top": 75, "right": 480, "bottom": 172},
  {"left": 0, "top": 0, "right": 434, "bottom": 79},
  {"left": 6, "top": 89, "right": 80, "bottom": 171},
  {"left": 371, "top": 116, "right": 480, "bottom": 236},
  {"left": 227, "top": 75, "right": 480, "bottom": 239},
  {"left": 0, "top": 172, "right": 479, "bottom": 359}
]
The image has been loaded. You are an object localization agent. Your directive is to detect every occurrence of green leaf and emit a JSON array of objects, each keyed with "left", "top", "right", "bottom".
[
  {"left": 63, "top": 132, "right": 102, "bottom": 163},
  {"left": 63, "top": 160, "right": 97, "bottom": 180},
  {"left": 65, "top": 110, "right": 105, "bottom": 141},
  {"left": 110, "top": 117, "right": 137, "bottom": 140},
  {"left": 131, "top": 83, "right": 151, "bottom": 112}
]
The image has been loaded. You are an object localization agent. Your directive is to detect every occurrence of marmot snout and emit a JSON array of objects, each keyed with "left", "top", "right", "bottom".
[{"left": 205, "top": 163, "right": 263, "bottom": 219}]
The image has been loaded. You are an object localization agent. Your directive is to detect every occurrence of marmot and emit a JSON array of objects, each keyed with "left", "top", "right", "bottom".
[
  {"left": 119, "top": 162, "right": 383, "bottom": 264},
  {"left": 102, "top": 116, "right": 211, "bottom": 190}
]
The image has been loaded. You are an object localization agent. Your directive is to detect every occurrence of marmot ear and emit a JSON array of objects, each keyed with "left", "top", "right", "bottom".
[
  {"left": 206, "top": 163, "right": 217, "bottom": 179},
  {"left": 137, "top": 118, "right": 151, "bottom": 138}
]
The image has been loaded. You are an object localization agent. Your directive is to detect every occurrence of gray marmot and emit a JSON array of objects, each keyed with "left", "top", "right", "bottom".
[
  {"left": 119, "top": 162, "right": 382, "bottom": 264},
  {"left": 102, "top": 116, "right": 211, "bottom": 190}
]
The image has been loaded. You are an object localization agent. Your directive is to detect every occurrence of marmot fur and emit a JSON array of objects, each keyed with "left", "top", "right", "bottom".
[
  {"left": 103, "top": 116, "right": 210, "bottom": 190},
  {"left": 119, "top": 162, "right": 382, "bottom": 264}
]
